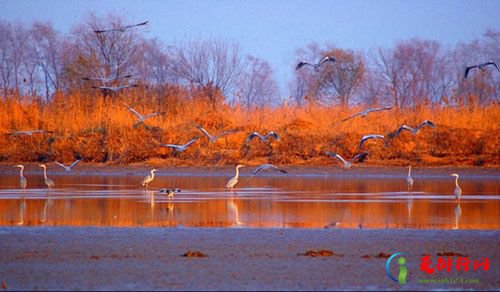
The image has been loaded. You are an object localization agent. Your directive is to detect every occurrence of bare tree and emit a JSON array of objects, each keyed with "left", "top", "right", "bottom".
[
  {"left": 236, "top": 55, "right": 279, "bottom": 110},
  {"left": 172, "top": 38, "right": 243, "bottom": 107},
  {"left": 314, "top": 48, "right": 365, "bottom": 107},
  {"left": 63, "top": 13, "right": 144, "bottom": 96},
  {"left": 372, "top": 38, "right": 451, "bottom": 108}
]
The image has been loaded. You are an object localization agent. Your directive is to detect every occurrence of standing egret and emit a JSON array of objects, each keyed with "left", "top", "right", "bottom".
[
  {"left": 39, "top": 164, "right": 55, "bottom": 189},
  {"left": 226, "top": 165, "right": 245, "bottom": 190},
  {"left": 14, "top": 165, "right": 27, "bottom": 189},
  {"left": 450, "top": 173, "right": 462, "bottom": 201},
  {"left": 406, "top": 166, "right": 414, "bottom": 191},
  {"left": 142, "top": 169, "right": 158, "bottom": 188}
]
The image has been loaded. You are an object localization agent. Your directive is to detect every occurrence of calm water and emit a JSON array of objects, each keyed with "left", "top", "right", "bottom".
[{"left": 0, "top": 172, "right": 498, "bottom": 229}]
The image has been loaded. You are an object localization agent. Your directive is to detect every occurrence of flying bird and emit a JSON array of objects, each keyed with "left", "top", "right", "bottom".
[
  {"left": 14, "top": 165, "right": 27, "bottom": 189},
  {"left": 7, "top": 130, "right": 53, "bottom": 136},
  {"left": 123, "top": 103, "right": 164, "bottom": 128},
  {"left": 251, "top": 164, "right": 288, "bottom": 177},
  {"left": 39, "top": 164, "right": 55, "bottom": 189},
  {"left": 324, "top": 151, "right": 368, "bottom": 169},
  {"left": 54, "top": 160, "right": 81, "bottom": 173},
  {"left": 464, "top": 61, "right": 499, "bottom": 79},
  {"left": 92, "top": 84, "right": 138, "bottom": 92},
  {"left": 159, "top": 188, "right": 181, "bottom": 199},
  {"left": 358, "top": 134, "right": 389, "bottom": 149},
  {"left": 450, "top": 173, "right": 462, "bottom": 201},
  {"left": 82, "top": 74, "right": 132, "bottom": 83},
  {"left": 296, "top": 56, "right": 336, "bottom": 70},
  {"left": 391, "top": 120, "right": 436, "bottom": 138},
  {"left": 226, "top": 164, "right": 245, "bottom": 190},
  {"left": 245, "top": 131, "right": 280, "bottom": 144},
  {"left": 196, "top": 126, "right": 237, "bottom": 142},
  {"left": 141, "top": 169, "right": 157, "bottom": 188},
  {"left": 94, "top": 20, "right": 149, "bottom": 33},
  {"left": 341, "top": 106, "right": 393, "bottom": 122},
  {"left": 158, "top": 138, "right": 199, "bottom": 152}
]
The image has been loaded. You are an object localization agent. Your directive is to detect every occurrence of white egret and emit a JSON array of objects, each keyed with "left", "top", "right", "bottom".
[
  {"left": 465, "top": 61, "right": 499, "bottom": 78},
  {"left": 7, "top": 130, "right": 53, "bottom": 136},
  {"left": 325, "top": 151, "right": 368, "bottom": 169},
  {"left": 14, "top": 165, "right": 27, "bottom": 189},
  {"left": 406, "top": 166, "right": 414, "bottom": 191},
  {"left": 159, "top": 188, "right": 181, "bottom": 199},
  {"left": 123, "top": 103, "right": 164, "bottom": 128},
  {"left": 251, "top": 164, "right": 287, "bottom": 177},
  {"left": 245, "top": 131, "right": 280, "bottom": 144},
  {"left": 226, "top": 164, "right": 245, "bottom": 190},
  {"left": 358, "top": 134, "right": 389, "bottom": 149},
  {"left": 296, "top": 56, "right": 335, "bottom": 70},
  {"left": 54, "top": 160, "right": 81, "bottom": 173},
  {"left": 392, "top": 120, "right": 436, "bottom": 138},
  {"left": 450, "top": 173, "right": 462, "bottom": 201},
  {"left": 341, "top": 106, "right": 393, "bottom": 122},
  {"left": 196, "top": 126, "right": 237, "bottom": 142},
  {"left": 94, "top": 20, "right": 149, "bottom": 33},
  {"left": 142, "top": 169, "right": 158, "bottom": 188},
  {"left": 39, "top": 164, "right": 55, "bottom": 189},
  {"left": 159, "top": 137, "right": 199, "bottom": 152}
]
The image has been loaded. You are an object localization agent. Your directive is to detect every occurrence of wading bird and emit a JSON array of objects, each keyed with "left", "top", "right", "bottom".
[
  {"left": 392, "top": 120, "right": 436, "bottom": 138},
  {"left": 123, "top": 103, "right": 164, "bottom": 128},
  {"left": 54, "top": 160, "right": 81, "bottom": 173},
  {"left": 226, "top": 164, "right": 245, "bottom": 190},
  {"left": 92, "top": 84, "right": 138, "bottom": 92},
  {"left": 464, "top": 61, "right": 499, "bottom": 79},
  {"left": 14, "top": 165, "right": 27, "bottom": 189},
  {"left": 94, "top": 20, "right": 149, "bottom": 33},
  {"left": 251, "top": 164, "right": 288, "bottom": 177},
  {"left": 450, "top": 173, "right": 462, "bottom": 201},
  {"left": 358, "top": 134, "right": 389, "bottom": 149},
  {"left": 159, "top": 188, "right": 181, "bottom": 199},
  {"left": 158, "top": 138, "right": 199, "bottom": 152},
  {"left": 7, "top": 130, "right": 53, "bottom": 136},
  {"left": 142, "top": 169, "right": 157, "bottom": 188},
  {"left": 406, "top": 166, "right": 414, "bottom": 191},
  {"left": 341, "top": 106, "right": 393, "bottom": 122},
  {"left": 82, "top": 74, "right": 132, "bottom": 83},
  {"left": 196, "top": 126, "right": 237, "bottom": 142},
  {"left": 245, "top": 131, "right": 280, "bottom": 144},
  {"left": 39, "top": 164, "right": 55, "bottom": 189},
  {"left": 324, "top": 151, "right": 368, "bottom": 169},
  {"left": 296, "top": 56, "right": 336, "bottom": 70}
]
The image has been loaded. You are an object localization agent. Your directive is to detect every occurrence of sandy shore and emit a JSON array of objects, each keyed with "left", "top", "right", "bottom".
[
  {"left": 1, "top": 163, "right": 499, "bottom": 177},
  {"left": 0, "top": 227, "right": 498, "bottom": 290}
]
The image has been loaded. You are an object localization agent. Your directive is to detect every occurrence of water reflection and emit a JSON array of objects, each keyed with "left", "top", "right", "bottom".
[{"left": 0, "top": 173, "right": 498, "bottom": 229}]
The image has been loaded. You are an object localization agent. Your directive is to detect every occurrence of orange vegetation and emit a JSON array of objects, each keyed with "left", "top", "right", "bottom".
[{"left": 0, "top": 92, "right": 498, "bottom": 167}]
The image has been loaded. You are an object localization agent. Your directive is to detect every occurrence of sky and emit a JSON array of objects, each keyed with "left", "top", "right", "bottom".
[{"left": 0, "top": 0, "right": 499, "bottom": 94}]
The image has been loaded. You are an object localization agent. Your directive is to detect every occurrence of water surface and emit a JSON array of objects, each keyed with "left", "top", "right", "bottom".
[{"left": 0, "top": 172, "right": 498, "bottom": 229}]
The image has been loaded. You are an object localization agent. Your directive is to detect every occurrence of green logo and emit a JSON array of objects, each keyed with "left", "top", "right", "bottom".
[{"left": 386, "top": 252, "right": 407, "bottom": 284}]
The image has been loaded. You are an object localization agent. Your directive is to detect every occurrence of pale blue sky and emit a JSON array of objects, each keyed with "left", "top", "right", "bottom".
[{"left": 1, "top": 0, "right": 499, "bottom": 93}]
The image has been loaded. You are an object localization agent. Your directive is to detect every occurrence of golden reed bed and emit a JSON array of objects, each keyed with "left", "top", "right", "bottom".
[{"left": 1, "top": 93, "right": 498, "bottom": 167}]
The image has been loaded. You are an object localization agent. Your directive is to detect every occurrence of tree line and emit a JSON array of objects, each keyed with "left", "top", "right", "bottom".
[{"left": 0, "top": 13, "right": 498, "bottom": 109}]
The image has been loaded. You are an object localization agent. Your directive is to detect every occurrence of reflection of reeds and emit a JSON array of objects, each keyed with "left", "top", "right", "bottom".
[{"left": 0, "top": 94, "right": 498, "bottom": 166}]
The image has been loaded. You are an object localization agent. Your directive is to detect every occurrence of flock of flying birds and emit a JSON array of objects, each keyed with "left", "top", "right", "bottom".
[{"left": 7, "top": 21, "right": 496, "bottom": 202}]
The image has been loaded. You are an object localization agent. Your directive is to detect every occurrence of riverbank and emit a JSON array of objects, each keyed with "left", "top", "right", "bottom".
[{"left": 0, "top": 227, "right": 498, "bottom": 290}]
